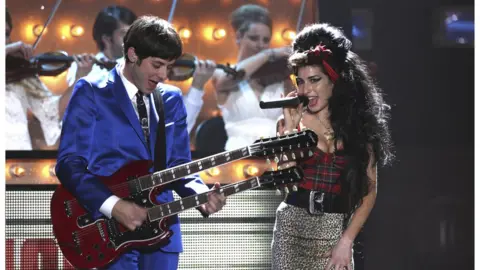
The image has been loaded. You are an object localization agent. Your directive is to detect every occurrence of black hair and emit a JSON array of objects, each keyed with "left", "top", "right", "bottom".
[
  {"left": 6, "top": 8, "right": 12, "bottom": 30},
  {"left": 92, "top": 5, "right": 137, "bottom": 51},
  {"left": 123, "top": 15, "right": 182, "bottom": 62},
  {"left": 290, "top": 23, "right": 394, "bottom": 215}
]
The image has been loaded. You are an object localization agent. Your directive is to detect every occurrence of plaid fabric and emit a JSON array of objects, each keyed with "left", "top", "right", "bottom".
[{"left": 298, "top": 148, "right": 347, "bottom": 194}]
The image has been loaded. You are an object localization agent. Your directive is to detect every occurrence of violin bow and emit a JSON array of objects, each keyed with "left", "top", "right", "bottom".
[
  {"left": 32, "top": 0, "right": 63, "bottom": 51},
  {"left": 167, "top": 0, "right": 178, "bottom": 23},
  {"left": 296, "top": 0, "right": 308, "bottom": 33}
]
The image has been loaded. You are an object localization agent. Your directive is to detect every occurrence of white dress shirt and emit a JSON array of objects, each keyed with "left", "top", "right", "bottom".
[{"left": 99, "top": 63, "right": 155, "bottom": 218}]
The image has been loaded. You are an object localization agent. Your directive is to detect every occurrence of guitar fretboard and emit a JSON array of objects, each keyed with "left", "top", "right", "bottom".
[
  {"left": 147, "top": 178, "right": 261, "bottom": 221},
  {"left": 136, "top": 147, "right": 249, "bottom": 191}
]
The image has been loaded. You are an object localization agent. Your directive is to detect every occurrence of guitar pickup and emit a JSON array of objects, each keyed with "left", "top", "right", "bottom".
[
  {"left": 71, "top": 231, "right": 82, "bottom": 254},
  {"left": 64, "top": 201, "right": 72, "bottom": 217}
]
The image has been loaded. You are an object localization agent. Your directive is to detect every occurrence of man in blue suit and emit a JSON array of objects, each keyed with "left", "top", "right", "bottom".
[{"left": 55, "top": 16, "right": 226, "bottom": 270}]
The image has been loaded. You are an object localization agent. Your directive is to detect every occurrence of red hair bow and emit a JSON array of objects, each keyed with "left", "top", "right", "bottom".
[{"left": 307, "top": 44, "right": 338, "bottom": 83}]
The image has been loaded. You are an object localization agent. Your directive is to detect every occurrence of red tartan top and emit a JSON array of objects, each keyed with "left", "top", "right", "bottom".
[{"left": 298, "top": 147, "right": 348, "bottom": 194}]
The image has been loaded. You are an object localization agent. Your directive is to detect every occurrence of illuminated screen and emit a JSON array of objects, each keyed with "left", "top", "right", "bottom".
[
  {"left": 6, "top": 187, "right": 282, "bottom": 269},
  {"left": 433, "top": 6, "right": 474, "bottom": 48},
  {"left": 352, "top": 9, "right": 373, "bottom": 51}
]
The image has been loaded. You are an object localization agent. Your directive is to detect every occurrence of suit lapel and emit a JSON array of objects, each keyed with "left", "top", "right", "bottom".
[{"left": 108, "top": 69, "right": 148, "bottom": 149}]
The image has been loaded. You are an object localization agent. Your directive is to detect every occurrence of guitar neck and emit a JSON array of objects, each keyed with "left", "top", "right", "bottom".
[
  {"left": 147, "top": 177, "right": 261, "bottom": 221},
  {"left": 136, "top": 147, "right": 250, "bottom": 191}
]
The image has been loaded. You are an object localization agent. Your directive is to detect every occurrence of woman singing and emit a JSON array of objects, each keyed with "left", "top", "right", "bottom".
[{"left": 272, "top": 23, "right": 394, "bottom": 270}]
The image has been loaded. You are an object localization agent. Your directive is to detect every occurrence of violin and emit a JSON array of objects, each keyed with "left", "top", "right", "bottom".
[
  {"left": 168, "top": 53, "right": 245, "bottom": 81},
  {"left": 6, "top": 51, "right": 117, "bottom": 84}
]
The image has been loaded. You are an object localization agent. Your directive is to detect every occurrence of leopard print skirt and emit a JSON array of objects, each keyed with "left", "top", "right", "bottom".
[{"left": 271, "top": 202, "right": 354, "bottom": 270}]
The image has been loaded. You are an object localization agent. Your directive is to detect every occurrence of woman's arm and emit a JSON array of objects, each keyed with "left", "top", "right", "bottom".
[
  {"left": 213, "top": 47, "right": 290, "bottom": 94},
  {"left": 341, "top": 161, "right": 377, "bottom": 243},
  {"left": 325, "top": 149, "right": 377, "bottom": 270}
]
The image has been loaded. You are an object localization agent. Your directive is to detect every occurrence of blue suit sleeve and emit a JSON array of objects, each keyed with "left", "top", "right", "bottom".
[
  {"left": 55, "top": 79, "right": 114, "bottom": 218},
  {"left": 164, "top": 90, "right": 209, "bottom": 197}
]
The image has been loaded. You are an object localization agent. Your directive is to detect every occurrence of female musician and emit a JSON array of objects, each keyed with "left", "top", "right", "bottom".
[
  {"left": 5, "top": 8, "right": 94, "bottom": 150},
  {"left": 212, "top": 4, "right": 292, "bottom": 150},
  {"left": 272, "top": 23, "right": 394, "bottom": 270}
]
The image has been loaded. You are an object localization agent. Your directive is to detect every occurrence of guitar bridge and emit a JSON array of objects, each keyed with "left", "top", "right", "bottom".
[{"left": 96, "top": 222, "right": 106, "bottom": 242}]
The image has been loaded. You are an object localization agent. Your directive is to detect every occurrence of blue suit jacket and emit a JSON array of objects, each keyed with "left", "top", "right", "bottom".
[{"left": 55, "top": 68, "right": 208, "bottom": 253}]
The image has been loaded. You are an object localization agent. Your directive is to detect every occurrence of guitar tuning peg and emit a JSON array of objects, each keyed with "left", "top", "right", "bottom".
[
  {"left": 275, "top": 188, "right": 282, "bottom": 196},
  {"left": 300, "top": 151, "right": 305, "bottom": 158},
  {"left": 274, "top": 156, "right": 280, "bottom": 163},
  {"left": 284, "top": 186, "right": 290, "bottom": 194},
  {"left": 282, "top": 154, "right": 288, "bottom": 161},
  {"left": 291, "top": 152, "right": 296, "bottom": 160},
  {"left": 266, "top": 158, "right": 271, "bottom": 164},
  {"left": 292, "top": 185, "right": 298, "bottom": 192},
  {"left": 308, "top": 150, "right": 313, "bottom": 156}
]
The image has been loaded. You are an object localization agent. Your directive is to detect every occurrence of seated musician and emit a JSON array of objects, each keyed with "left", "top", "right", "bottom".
[
  {"left": 55, "top": 16, "right": 226, "bottom": 270},
  {"left": 5, "top": 8, "right": 94, "bottom": 150},
  {"left": 70, "top": 5, "right": 215, "bottom": 134}
]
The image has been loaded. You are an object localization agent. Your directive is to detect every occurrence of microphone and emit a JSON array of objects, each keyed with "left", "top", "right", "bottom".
[{"left": 259, "top": 95, "right": 309, "bottom": 109}]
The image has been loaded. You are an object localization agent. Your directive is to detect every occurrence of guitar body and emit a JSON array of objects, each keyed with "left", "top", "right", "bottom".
[
  {"left": 51, "top": 160, "right": 172, "bottom": 269},
  {"left": 51, "top": 130, "right": 319, "bottom": 269}
]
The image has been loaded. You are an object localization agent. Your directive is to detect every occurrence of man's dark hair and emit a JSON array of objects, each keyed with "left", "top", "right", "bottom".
[
  {"left": 123, "top": 16, "right": 182, "bottom": 62},
  {"left": 92, "top": 5, "right": 137, "bottom": 51},
  {"left": 6, "top": 8, "right": 13, "bottom": 30}
]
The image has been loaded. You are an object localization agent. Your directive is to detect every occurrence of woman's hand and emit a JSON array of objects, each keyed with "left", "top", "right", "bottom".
[
  {"left": 6, "top": 41, "right": 33, "bottom": 60},
  {"left": 273, "top": 46, "right": 292, "bottom": 59},
  {"left": 263, "top": 46, "right": 291, "bottom": 61},
  {"left": 281, "top": 91, "right": 303, "bottom": 134},
  {"left": 323, "top": 237, "right": 353, "bottom": 270},
  {"left": 74, "top": 54, "right": 95, "bottom": 80}
]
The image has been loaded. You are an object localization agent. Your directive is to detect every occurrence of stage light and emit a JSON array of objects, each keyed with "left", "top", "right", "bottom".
[
  {"left": 10, "top": 165, "right": 26, "bottom": 178},
  {"left": 212, "top": 28, "right": 226, "bottom": 40},
  {"left": 206, "top": 167, "right": 221, "bottom": 177},
  {"left": 70, "top": 25, "right": 84, "bottom": 37},
  {"left": 282, "top": 29, "right": 296, "bottom": 41},
  {"left": 243, "top": 164, "right": 259, "bottom": 177},
  {"left": 178, "top": 27, "right": 192, "bottom": 40},
  {"left": 33, "top": 25, "right": 46, "bottom": 37}
]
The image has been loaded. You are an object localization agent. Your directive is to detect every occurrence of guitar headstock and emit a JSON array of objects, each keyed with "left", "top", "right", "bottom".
[
  {"left": 250, "top": 129, "right": 318, "bottom": 159},
  {"left": 258, "top": 166, "right": 304, "bottom": 189}
]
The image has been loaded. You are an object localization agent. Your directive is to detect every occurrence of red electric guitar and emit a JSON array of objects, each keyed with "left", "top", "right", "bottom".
[{"left": 51, "top": 131, "right": 317, "bottom": 269}]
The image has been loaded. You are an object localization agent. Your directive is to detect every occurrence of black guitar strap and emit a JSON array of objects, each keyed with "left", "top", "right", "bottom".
[
  {"left": 152, "top": 89, "right": 167, "bottom": 171},
  {"left": 152, "top": 88, "right": 209, "bottom": 218}
]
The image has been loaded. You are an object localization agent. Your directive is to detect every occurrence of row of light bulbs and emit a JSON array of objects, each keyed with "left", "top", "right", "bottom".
[
  {"left": 32, "top": 24, "right": 85, "bottom": 38},
  {"left": 177, "top": 26, "right": 296, "bottom": 41},
  {"left": 29, "top": 24, "right": 295, "bottom": 42},
  {"left": 7, "top": 163, "right": 260, "bottom": 181}
]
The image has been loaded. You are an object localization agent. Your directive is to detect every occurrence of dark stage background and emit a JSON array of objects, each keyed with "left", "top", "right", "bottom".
[{"left": 338, "top": 0, "right": 475, "bottom": 269}]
